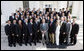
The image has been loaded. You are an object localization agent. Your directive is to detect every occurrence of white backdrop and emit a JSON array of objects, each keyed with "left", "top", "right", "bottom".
[{"left": 1, "top": 1, "right": 23, "bottom": 25}]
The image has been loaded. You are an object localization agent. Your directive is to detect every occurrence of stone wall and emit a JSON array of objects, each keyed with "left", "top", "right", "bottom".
[{"left": 1, "top": 1, "right": 23, "bottom": 25}]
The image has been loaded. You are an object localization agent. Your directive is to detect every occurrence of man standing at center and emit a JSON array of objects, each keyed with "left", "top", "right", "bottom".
[{"left": 40, "top": 19, "right": 49, "bottom": 45}]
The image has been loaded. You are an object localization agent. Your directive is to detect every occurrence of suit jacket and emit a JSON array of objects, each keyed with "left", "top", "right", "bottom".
[
  {"left": 70, "top": 23, "right": 79, "bottom": 37},
  {"left": 4, "top": 24, "right": 12, "bottom": 36},
  {"left": 49, "top": 22, "right": 56, "bottom": 34},
  {"left": 33, "top": 22, "right": 40, "bottom": 33},
  {"left": 23, "top": 23, "right": 29, "bottom": 35},
  {"left": 40, "top": 23, "right": 48, "bottom": 32},
  {"left": 14, "top": 17, "right": 19, "bottom": 24},
  {"left": 60, "top": 21, "right": 66, "bottom": 34},
  {"left": 11, "top": 24, "right": 18, "bottom": 35},
  {"left": 66, "top": 22, "right": 72, "bottom": 34},
  {"left": 17, "top": 24, "right": 23, "bottom": 36},
  {"left": 58, "top": 12, "right": 62, "bottom": 18},
  {"left": 28, "top": 23, "right": 33, "bottom": 34}
]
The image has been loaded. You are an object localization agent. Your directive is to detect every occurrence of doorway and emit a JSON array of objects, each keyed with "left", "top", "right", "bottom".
[{"left": 45, "top": 4, "right": 52, "bottom": 12}]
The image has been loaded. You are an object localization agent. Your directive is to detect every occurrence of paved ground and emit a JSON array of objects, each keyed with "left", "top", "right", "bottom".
[{"left": 1, "top": 19, "right": 83, "bottom": 50}]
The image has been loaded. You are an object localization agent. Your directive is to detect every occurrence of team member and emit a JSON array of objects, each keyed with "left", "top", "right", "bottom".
[
  {"left": 49, "top": 18, "right": 56, "bottom": 45},
  {"left": 4, "top": 20, "right": 12, "bottom": 47},
  {"left": 40, "top": 19, "right": 49, "bottom": 45},
  {"left": 55, "top": 20, "right": 60, "bottom": 46},
  {"left": 70, "top": 18, "right": 79, "bottom": 45}
]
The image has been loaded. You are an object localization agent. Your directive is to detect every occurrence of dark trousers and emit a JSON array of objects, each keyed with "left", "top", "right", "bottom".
[
  {"left": 28, "top": 35, "right": 32, "bottom": 44},
  {"left": 23, "top": 35, "right": 28, "bottom": 45},
  {"left": 70, "top": 35, "right": 77, "bottom": 45},
  {"left": 38, "top": 31, "right": 42, "bottom": 40},
  {"left": 8, "top": 35, "right": 12, "bottom": 46},
  {"left": 59, "top": 33, "right": 66, "bottom": 44},
  {"left": 8, "top": 35, "right": 16, "bottom": 46},
  {"left": 16, "top": 35, "right": 22, "bottom": 45},
  {"left": 32, "top": 32, "right": 37, "bottom": 44}
]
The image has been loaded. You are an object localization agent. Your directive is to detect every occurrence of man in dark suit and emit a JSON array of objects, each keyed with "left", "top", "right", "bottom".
[
  {"left": 11, "top": 20, "right": 18, "bottom": 47},
  {"left": 23, "top": 19, "right": 29, "bottom": 46},
  {"left": 28, "top": 19, "right": 33, "bottom": 46},
  {"left": 5, "top": 21, "right": 8, "bottom": 36},
  {"left": 70, "top": 18, "right": 79, "bottom": 45},
  {"left": 59, "top": 17, "right": 67, "bottom": 45},
  {"left": 49, "top": 18, "right": 56, "bottom": 44},
  {"left": 17, "top": 20, "right": 23, "bottom": 46},
  {"left": 4, "top": 20, "right": 12, "bottom": 47},
  {"left": 33, "top": 18, "right": 40, "bottom": 45}
]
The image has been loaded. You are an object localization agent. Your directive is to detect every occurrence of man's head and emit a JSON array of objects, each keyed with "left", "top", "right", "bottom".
[
  {"left": 18, "top": 20, "right": 22, "bottom": 24},
  {"left": 66, "top": 18, "right": 70, "bottom": 22},
  {"left": 8, "top": 20, "right": 11, "bottom": 24},
  {"left": 54, "top": 16, "right": 56, "bottom": 19},
  {"left": 56, "top": 20, "right": 60, "bottom": 25},
  {"left": 15, "top": 15, "right": 18, "bottom": 18},
  {"left": 73, "top": 18, "right": 76, "bottom": 23},
  {"left": 66, "top": 7, "right": 69, "bottom": 11},
  {"left": 59, "top": 9, "right": 61, "bottom": 12},
  {"left": 13, "top": 20, "right": 16, "bottom": 24},
  {"left": 35, "top": 18, "right": 38, "bottom": 22},
  {"left": 30, "top": 19, "right": 33, "bottom": 22},
  {"left": 56, "top": 14, "right": 58, "bottom": 17},
  {"left": 37, "top": 15, "right": 40, "bottom": 18},
  {"left": 61, "top": 17, "right": 64, "bottom": 21},
  {"left": 50, "top": 18, "right": 53, "bottom": 22},
  {"left": 47, "top": 16, "right": 50, "bottom": 20},
  {"left": 45, "top": 14, "right": 47, "bottom": 17},
  {"left": 54, "top": 8, "right": 56, "bottom": 11},
  {"left": 49, "top": 8, "right": 51, "bottom": 12},
  {"left": 25, "top": 19, "right": 28, "bottom": 23},
  {"left": 42, "top": 18, "right": 45, "bottom": 23},
  {"left": 62, "top": 8, "right": 65, "bottom": 11}
]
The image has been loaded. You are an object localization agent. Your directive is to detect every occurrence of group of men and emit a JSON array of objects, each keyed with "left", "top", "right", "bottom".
[{"left": 5, "top": 7, "right": 79, "bottom": 47}]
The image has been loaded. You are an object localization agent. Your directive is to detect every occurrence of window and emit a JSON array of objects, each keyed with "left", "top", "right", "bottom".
[{"left": 23, "top": 1, "right": 29, "bottom": 9}]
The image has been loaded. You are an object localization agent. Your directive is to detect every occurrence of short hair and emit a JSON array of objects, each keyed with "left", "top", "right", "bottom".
[
  {"left": 62, "top": 8, "right": 65, "bottom": 10},
  {"left": 6, "top": 21, "right": 8, "bottom": 23}
]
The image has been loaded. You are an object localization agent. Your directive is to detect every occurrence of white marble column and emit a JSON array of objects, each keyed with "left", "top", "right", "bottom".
[
  {"left": 72, "top": 1, "right": 80, "bottom": 18},
  {"left": 78, "top": 1, "right": 83, "bottom": 20},
  {"left": 72, "top": 1, "right": 83, "bottom": 20}
]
